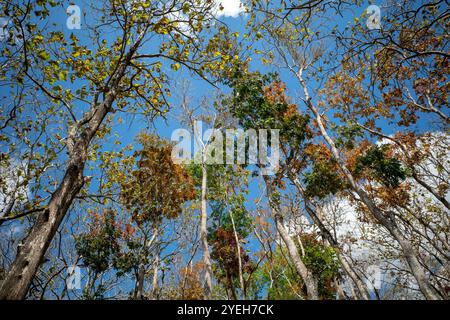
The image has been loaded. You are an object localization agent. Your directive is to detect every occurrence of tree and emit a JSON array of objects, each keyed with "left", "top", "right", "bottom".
[
  {"left": 74, "top": 133, "right": 196, "bottom": 299},
  {"left": 256, "top": 234, "right": 340, "bottom": 300},
  {"left": 207, "top": 165, "right": 254, "bottom": 299},
  {"left": 0, "top": 0, "right": 233, "bottom": 299},
  {"left": 116, "top": 133, "right": 195, "bottom": 299},
  {"left": 0, "top": 0, "right": 448, "bottom": 301},
  {"left": 242, "top": 4, "right": 446, "bottom": 298},
  {"left": 223, "top": 71, "right": 320, "bottom": 299}
]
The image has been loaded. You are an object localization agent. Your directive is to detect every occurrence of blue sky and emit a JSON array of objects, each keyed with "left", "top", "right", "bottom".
[{"left": 0, "top": 0, "right": 444, "bottom": 298}]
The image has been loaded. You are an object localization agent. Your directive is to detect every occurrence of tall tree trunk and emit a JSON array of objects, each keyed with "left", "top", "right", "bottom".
[
  {"left": 296, "top": 69, "right": 441, "bottom": 300},
  {"left": 135, "top": 264, "right": 145, "bottom": 300},
  {"left": 0, "top": 139, "right": 89, "bottom": 300},
  {"left": 274, "top": 213, "right": 319, "bottom": 299},
  {"left": 151, "top": 254, "right": 159, "bottom": 300},
  {"left": 0, "top": 34, "right": 145, "bottom": 300},
  {"left": 264, "top": 178, "right": 319, "bottom": 300},
  {"left": 337, "top": 255, "right": 370, "bottom": 300},
  {"left": 135, "top": 226, "right": 159, "bottom": 300},
  {"left": 229, "top": 210, "right": 245, "bottom": 298},
  {"left": 200, "top": 163, "right": 213, "bottom": 298}
]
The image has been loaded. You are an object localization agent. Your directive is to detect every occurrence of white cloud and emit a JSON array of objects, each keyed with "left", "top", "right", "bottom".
[
  {"left": 214, "top": 0, "right": 245, "bottom": 18},
  {"left": 156, "top": 0, "right": 246, "bottom": 38}
]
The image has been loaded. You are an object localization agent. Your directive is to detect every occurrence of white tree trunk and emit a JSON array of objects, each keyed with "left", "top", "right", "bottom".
[
  {"left": 265, "top": 178, "right": 319, "bottom": 299},
  {"left": 200, "top": 163, "right": 213, "bottom": 298}
]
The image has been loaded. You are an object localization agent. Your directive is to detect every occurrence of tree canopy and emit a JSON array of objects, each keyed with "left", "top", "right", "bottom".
[{"left": 0, "top": 0, "right": 448, "bottom": 301}]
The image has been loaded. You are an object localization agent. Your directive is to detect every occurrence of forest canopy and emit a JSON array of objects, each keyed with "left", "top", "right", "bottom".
[{"left": 0, "top": 0, "right": 448, "bottom": 300}]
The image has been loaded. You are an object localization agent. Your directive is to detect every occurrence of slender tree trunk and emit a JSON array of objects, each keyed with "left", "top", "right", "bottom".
[
  {"left": 274, "top": 213, "right": 319, "bottom": 299},
  {"left": 151, "top": 254, "right": 159, "bottom": 300},
  {"left": 264, "top": 178, "right": 319, "bottom": 300},
  {"left": 0, "top": 33, "right": 145, "bottom": 300},
  {"left": 135, "top": 226, "right": 159, "bottom": 300},
  {"left": 229, "top": 211, "right": 245, "bottom": 298},
  {"left": 297, "top": 70, "right": 441, "bottom": 300},
  {"left": 86, "top": 270, "right": 98, "bottom": 298},
  {"left": 306, "top": 201, "right": 370, "bottom": 300},
  {"left": 348, "top": 280, "right": 358, "bottom": 300},
  {"left": 337, "top": 255, "right": 370, "bottom": 300},
  {"left": 200, "top": 163, "right": 213, "bottom": 298}
]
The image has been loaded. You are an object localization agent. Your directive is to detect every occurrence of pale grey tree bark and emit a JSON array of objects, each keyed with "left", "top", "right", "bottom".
[
  {"left": 264, "top": 178, "right": 319, "bottom": 300},
  {"left": 200, "top": 163, "right": 213, "bottom": 298},
  {"left": 229, "top": 210, "right": 245, "bottom": 297}
]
